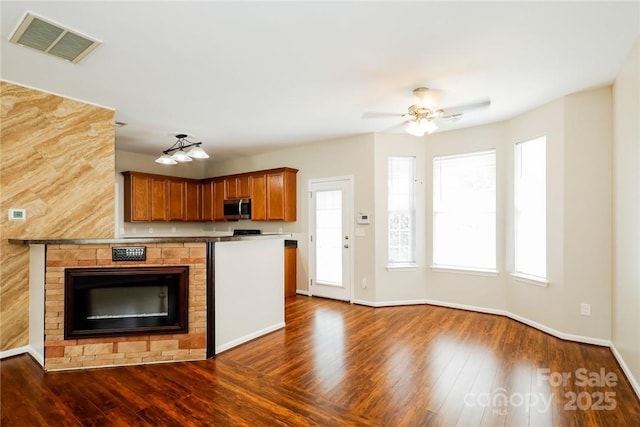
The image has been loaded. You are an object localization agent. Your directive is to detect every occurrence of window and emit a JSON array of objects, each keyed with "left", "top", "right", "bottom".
[
  {"left": 514, "top": 137, "right": 546, "bottom": 279},
  {"left": 388, "top": 156, "right": 416, "bottom": 266},
  {"left": 433, "top": 150, "right": 496, "bottom": 271}
]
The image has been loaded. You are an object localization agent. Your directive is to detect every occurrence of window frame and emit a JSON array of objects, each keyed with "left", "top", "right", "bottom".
[
  {"left": 387, "top": 155, "right": 418, "bottom": 269},
  {"left": 513, "top": 136, "right": 547, "bottom": 284},
  {"left": 431, "top": 149, "right": 498, "bottom": 274}
]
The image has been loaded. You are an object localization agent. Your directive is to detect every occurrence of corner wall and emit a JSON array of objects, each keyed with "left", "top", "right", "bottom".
[
  {"left": 0, "top": 81, "right": 115, "bottom": 351},
  {"left": 612, "top": 39, "right": 640, "bottom": 393}
]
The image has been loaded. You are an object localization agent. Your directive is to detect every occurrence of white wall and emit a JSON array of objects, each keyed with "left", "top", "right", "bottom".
[{"left": 612, "top": 39, "right": 640, "bottom": 392}]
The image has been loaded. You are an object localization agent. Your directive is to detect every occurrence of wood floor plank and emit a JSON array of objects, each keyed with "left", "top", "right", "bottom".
[{"left": 2, "top": 296, "right": 639, "bottom": 426}]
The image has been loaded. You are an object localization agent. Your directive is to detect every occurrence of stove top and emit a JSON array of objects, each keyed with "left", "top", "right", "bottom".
[{"left": 232, "top": 229, "right": 262, "bottom": 236}]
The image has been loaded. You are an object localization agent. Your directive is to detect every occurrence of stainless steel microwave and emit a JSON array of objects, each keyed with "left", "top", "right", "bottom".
[{"left": 223, "top": 198, "right": 251, "bottom": 220}]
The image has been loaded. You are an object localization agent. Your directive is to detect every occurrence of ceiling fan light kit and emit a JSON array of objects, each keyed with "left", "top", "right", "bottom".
[
  {"left": 155, "top": 133, "right": 210, "bottom": 165},
  {"left": 363, "top": 87, "right": 490, "bottom": 137}
]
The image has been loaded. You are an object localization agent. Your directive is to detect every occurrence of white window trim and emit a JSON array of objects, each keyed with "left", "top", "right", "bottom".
[
  {"left": 431, "top": 265, "right": 499, "bottom": 277},
  {"left": 510, "top": 272, "right": 549, "bottom": 287},
  {"left": 387, "top": 156, "right": 417, "bottom": 266}
]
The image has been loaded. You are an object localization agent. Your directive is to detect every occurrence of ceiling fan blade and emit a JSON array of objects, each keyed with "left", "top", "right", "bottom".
[
  {"left": 441, "top": 98, "right": 491, "bottom": 116},
  {"left": 382, "top": 122, "right": 407, "bottom": 133},
  {"left": 361, "top": 112, "right": 403, "bottom": 119}
]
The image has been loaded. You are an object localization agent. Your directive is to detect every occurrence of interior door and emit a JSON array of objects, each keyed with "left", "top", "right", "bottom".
[{"left": 309, "top": 178, "right": 352, "bottom": 301}]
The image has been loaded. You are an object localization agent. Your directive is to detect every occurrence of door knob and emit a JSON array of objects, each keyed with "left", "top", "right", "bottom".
[{"left": 344, "top": 244, "right": 349, "bottom": 248}]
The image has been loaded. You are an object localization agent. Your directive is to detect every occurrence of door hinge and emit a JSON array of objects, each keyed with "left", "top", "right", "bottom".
[
  {"left": 310, "top": 279, "right": 313, "bottom": 286},
  {"left": 309, "top": 191, "right": 313, "bottom": 198},
  {"left": 310, "top": 235, "right": 313, "bottom": 242}
]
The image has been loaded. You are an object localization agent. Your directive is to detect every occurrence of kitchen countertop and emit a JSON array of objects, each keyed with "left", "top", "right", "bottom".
[{"left": 9, "top": 234, "right": 293, "bottom": 245}]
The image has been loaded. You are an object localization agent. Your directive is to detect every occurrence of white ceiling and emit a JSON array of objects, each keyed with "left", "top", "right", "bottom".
[{"left": 1, "top": 1, "right": 638, "bottom": 160}]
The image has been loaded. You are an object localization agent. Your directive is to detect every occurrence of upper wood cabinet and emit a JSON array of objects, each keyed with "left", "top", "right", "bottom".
[
  {"left": 201, "top": 179, "right": 225, "bottom": 221},
  {"left": 224, "top": 175, "right": 250, "bottom": 199},
  {"left": 123, "top": 172, "right": 152, "bottom": 222},
  {"left": 122, "top": 171, "right": 202, "bottom": 222},
  {"left": 123, "top": 167, "right": 296, "bottom": 222}
]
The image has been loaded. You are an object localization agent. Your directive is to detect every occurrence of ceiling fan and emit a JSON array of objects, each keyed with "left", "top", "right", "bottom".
[{"left": 364, "top": 87, "right": 491, "bottom": 136}]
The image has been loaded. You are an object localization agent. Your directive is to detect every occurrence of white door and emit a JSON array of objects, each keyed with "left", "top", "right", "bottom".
[{"left": 309, "top": 178, "right": 352, "bottom": 301}]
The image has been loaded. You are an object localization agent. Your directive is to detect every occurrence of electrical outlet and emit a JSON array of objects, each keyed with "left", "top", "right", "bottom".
[
  {"left": 581, "top": 303, "right": 591, "bottom": 316},
  {"left": 171, "top": 227, "right": 176, "bottom": 233},
  {"left": 148, "top": 227, "right": 153, "bottom": 233},
  {"left": 361, "top": 278, "right": 367, "bottom": 289}
]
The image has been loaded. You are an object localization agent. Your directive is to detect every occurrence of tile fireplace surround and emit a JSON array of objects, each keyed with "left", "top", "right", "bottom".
[{"left": 43, "top": 242, "right": 206, "bottom": 371}]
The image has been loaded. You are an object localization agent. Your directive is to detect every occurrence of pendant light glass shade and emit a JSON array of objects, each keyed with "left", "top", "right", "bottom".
[
  {"left": 171, "top": 150, "right": 192, "bottom": 162},
  {"left": 155, "top": 154, "right": 178, "bottom": 164},
  {"left": 186, "top": 145, "right": 209, "bottom": 159}
]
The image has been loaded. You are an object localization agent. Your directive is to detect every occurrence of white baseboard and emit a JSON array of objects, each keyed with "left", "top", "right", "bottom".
[
  {"left": 296, "top": 290, "right": 310, "bottom": 296},
  {"left": 610, "top": 343, "right": 640, "bottom": 400},
  {"left": 0, "top": 345, "right": 44, "bottom": 367},
  {"left": 215, "top": 322, "right": 286, "bottom": 354},
  {"left": 0, "top": 345, "right": 30, "bottom": 360}
]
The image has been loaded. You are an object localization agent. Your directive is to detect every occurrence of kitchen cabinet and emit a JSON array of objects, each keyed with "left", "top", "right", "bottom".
[
  {"left": 123, "top": 171, "right": 201, "bottom": 222},
  {"left": 123, "top": 172, "right": 152, "bottom": 222},
  {"left": 185, "top": 180, "right": 201, "bottom": 221},
  {"left": 250, "top": 173, "right": 267, "bottom": 220},
  {"left": 224, "top": 175, "right": 250, "bottom": 199},
  {"left": 248, "top": 168, "right": 296, "bottom": 221},
  {"left": 284, "top": 241, "right": 297, "bottom": 298},
  {"left": 202, "top": 179, "right": 225, "bottom": 221},
  {"left": 167, "top": 179, "right": 185, "bottom": 221},
  {"left": 123, "top": 167, "right": 296, "bottom": 222}
]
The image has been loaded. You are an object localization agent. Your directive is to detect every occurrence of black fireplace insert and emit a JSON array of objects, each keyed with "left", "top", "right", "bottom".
[{"left": 64, "top": 266, "right": 189, "bottom": 339}]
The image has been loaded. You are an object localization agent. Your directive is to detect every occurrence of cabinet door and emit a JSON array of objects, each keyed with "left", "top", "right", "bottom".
[
  {"left": 168, "top": 180, "right": 185, "bottom": 221},
  {"left": 201, "top": 181, "right": 214, "bottom": 221},
  {"left": 266, "top": 172, "right": 285, "bottom": 220},
  {"left": 250, "top": 174, "right": 267, "bottom": 220},
  {"left": 185, "top": 181, "right": 201, "bottom": 221},
  {"left": 127, "top": 173, "right": 152, "bottom": 221},
  {"left": 224, "top": 177, "right": 237, "bottom": 200},
  {"left": 237, "top": 175, "right": 251, "bottom": 198},
  {"left": 284, "top": 247, "right": 297, "bottom": 298},
  {"left": 213, "top": 180, "right": 225, "bottom": 220},
  {"left": 150, "top": 177, "right": 168, "bottom": 221}
]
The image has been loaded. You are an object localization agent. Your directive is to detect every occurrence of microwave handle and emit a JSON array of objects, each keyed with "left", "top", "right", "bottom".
[{"left": 238, "top": 199, "right": 242, "bottom": 213}]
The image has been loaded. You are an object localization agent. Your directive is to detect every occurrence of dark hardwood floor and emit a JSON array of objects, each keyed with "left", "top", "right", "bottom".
[{"left": 2, "top": 296, "right": 639, "bottom": 426}]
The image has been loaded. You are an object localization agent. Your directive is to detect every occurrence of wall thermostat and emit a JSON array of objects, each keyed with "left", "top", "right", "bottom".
[
  {"left": 357, "top": 213, "right": 370, "bottom": 224},
  {"left": 8, "top": 209, "right": 26, "bottom": 221}
]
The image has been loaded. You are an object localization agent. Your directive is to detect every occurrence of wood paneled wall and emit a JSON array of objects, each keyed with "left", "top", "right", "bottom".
[{"left": 0, "top": 82, "right": 115, "bottom": 351}]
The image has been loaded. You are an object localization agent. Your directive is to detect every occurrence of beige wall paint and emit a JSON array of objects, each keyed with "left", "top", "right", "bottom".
[
  {"left": 563, "top": 87, "right": 612, "bottom": 339},
  {"left": 613, "top": 39, "right": 640, "bottom": 390},
  {"left": 373, "top": 133, "right": 427, "bottom": 302},
  {"left": 424, "top": 123, "right": 507, "bottom": 310},
  {"left": 0, "top": 81, "right": 115, "bottom": 351},
  {"left": 504, "top": 98, "right": 566, "bottom": 332}
]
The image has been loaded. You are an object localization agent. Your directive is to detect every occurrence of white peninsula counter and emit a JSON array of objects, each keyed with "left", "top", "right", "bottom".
[{"left": 213, "top": 238, "right": 285, "bottom": 353}]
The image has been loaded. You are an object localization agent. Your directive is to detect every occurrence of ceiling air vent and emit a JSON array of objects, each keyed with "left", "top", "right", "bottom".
[{"left": 9, "top": 12, "right": 101, "bottom": 64}]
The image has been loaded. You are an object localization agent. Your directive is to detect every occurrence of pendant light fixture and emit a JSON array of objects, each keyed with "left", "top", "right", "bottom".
[{"left": 155, "top": 134, "right": 210, "bottom": 165}]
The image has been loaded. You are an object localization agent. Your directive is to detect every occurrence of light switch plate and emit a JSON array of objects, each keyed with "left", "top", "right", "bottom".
[{"left": 8, "top": 208, "right": 26, "bottom": 221}]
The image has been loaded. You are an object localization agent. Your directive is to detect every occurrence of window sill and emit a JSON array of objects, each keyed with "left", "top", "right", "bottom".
[
  {"left": 386, "top": 263, "right": 419, "bottom": 272},
  {"left": 430, "top": 265, "right": 499, "bottom": 277},
  {"left": 510, "top": 273, "right": 549, "bottom": 287}
]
